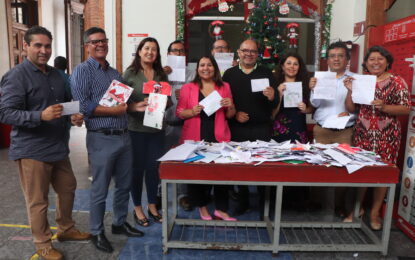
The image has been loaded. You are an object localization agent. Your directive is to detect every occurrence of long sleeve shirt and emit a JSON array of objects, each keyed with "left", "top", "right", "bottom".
[
  {"left": 0, "top": 59, "right": 71, "bottom": 162},
  {"left": 71, "top": 57, "right": 127, "bottom": 130},
  {"left": 310, "top": 70, "right": 356, "bottom": 127}
]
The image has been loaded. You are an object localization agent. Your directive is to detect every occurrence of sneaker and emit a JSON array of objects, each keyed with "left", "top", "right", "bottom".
[
  {"left": 57, "top": 227, "right": 91, "bottom": 242},
  {"left": 36, "top": 246, "right": 63, "bottom": 260}
]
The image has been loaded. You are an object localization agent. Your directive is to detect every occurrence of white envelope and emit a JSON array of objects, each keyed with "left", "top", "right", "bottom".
[
  {"left": 251, "top": 78, "right": 270, "bottom": 92},
  {"left": 199, "top": 90, "right": 222, "bottom": 116},
  {"left": 61, "top": 101, "right": 80, "bottom": 116}
]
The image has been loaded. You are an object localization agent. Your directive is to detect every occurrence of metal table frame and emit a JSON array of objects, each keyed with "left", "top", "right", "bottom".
[{"left": 160, "top": 162, "right": 398, "bottom": 255}]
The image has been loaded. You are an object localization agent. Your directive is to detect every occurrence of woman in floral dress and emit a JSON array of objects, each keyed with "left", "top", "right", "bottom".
[
  {"left": 272, "top": 52, "right": 313, "bottom": 143},
  {"left": 345, "top": 45, "right": 411, "bottom": 230}
]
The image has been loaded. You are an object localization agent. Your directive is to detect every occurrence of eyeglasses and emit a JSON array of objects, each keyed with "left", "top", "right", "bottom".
[
  {"left": 86, "top": 38, "right": 109, "bottom": 45},
  {"left": 169, "top": 49, "right": 185, "bottom": 54},
  {"left": 328, "top": 54, "right": 345, "bottom": 59},
  {"left": 239, "top": 49, "right": 258, "bottom": 55}
]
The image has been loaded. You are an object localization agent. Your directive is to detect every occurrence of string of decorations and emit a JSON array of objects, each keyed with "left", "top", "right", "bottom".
[
  {"left": 321, "top": 0, "right": 334, "bottom": 58},
  {"left": 176, "top": 0, "right": 185, "bottom": 40}
]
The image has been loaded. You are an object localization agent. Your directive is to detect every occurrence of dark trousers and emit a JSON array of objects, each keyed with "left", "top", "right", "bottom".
[
  {"left": 188, "top": 184, "right": 230, "bottom": 212},
  {"left": 130, "top": 130, "right": 165, "bottom": 206},
  {"left": 231, "top": 123, "right": 270, "bottom": 213}
]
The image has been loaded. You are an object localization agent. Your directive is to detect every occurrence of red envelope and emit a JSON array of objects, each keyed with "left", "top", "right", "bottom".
[{"left": 143, "top": 81, "right": 172, "bottom": 96}]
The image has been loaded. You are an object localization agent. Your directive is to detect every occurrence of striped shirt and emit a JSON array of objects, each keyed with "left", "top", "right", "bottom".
[{"left": 71, "top": 57, "right": 127, "bottom": 130}]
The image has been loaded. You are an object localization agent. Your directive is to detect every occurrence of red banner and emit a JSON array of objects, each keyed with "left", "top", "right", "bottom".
[{"left": 383, "top": 15, "right": 415, "bottom": 43}]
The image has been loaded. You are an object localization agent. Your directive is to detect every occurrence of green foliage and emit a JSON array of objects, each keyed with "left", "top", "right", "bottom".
[{"left": 243, "top": 0, "right": 287, "bottom": 70}]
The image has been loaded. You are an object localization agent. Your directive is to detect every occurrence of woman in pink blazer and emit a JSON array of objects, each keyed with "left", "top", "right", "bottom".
[{"left": 176, "top": 55, "right": 236, "bottom": 221}]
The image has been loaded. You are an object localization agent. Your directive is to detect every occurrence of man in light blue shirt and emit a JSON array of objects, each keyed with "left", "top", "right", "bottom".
[{"left": 309, "top": 41, "right": 356, "bottom": 145}]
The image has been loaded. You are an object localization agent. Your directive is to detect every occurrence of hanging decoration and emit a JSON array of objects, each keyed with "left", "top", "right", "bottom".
[
  {"left": 209, "top": 20, "right": 225, "bottom": 40},
  {"left": 218, "top": 0, "right": 229, "bottom": 12},
  {"left": 279, "top": 0, "right": 289, "bottom": 15},
  {"left": 297, "top": 0, "right": 318, "bottom": 16},
  {"left": 176, "top": 0, "right": 185, "bottom": 40},
  {"left": 321, "top": 0, "right": 334, "bottom": 58},
  {"left": 286, "top": 22, "right": 299, "bottom": 48}
]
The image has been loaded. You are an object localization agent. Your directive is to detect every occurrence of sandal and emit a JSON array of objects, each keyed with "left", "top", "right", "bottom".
[{"left": 133, "top": 211, "right": 150, "bottom": 227}]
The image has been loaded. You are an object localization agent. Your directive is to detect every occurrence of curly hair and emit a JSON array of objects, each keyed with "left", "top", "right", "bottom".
[
  {"left": 362, "top": 45, "right": 394, "bottom": 72},
  {"left": 274, "top": 52, "right": 310, "bottom": 102}
]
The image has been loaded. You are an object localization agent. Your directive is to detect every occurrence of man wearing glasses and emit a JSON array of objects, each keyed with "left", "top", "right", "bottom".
[
  {"left": 222, "top": 39, "right": 278, "bottom": 216},
  {"left": 308, "top": 41, "right": 355, "bottom": 218},
  {"left": 163, "top": 40, "right": 195, "bottom": 211},
  {"left": 71, "top": 27, "right": 147, "bottom": 253},
  {"left": 211, "top": 39, "right": 238, "bottom": 67},
  {"left": 309, "top": 41, "right": 355, "bottom": 145}
]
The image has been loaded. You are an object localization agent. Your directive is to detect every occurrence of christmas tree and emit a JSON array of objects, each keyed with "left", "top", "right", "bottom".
[{"left": 244, "top": 0, "right": 287, "bottom": 70}]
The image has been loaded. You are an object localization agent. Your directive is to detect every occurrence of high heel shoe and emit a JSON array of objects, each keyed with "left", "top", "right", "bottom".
[
  {"left": 147, "top": 208, "right": 163, "bottom": 223},
  {"left": 199, "top": 208, "right": 212, "bottom": 220},
  {"left": 213, "top": 210, "right": 237, "bottom": 221},
  {"left": 133, "top": 211, "right": 150, "bottom": 227}
]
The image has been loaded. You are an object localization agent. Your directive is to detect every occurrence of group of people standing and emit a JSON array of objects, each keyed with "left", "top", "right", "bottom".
[{"left": 0, "top": 23, "right": 411, "bottom": 260}]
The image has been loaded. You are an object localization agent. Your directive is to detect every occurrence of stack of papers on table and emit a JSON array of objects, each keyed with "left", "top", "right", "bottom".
[{"left": 158, "top": 140, "right": 387, "bottom": 174}]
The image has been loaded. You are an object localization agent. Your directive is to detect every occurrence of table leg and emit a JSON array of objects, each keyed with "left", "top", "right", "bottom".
[
  {"left": 264, "top": 186, "right": 270, "bottom": 218},
  {"left": 272, "top": 184, "right": 283, "bottom": 254},
  {"left": 162, "top": 180, "right": 169, "bottom": 254},
  {"left": 381, "top": 184, "right": 395, "bottom": 256}
]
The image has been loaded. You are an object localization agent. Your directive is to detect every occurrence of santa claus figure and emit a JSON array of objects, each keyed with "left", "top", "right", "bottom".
[{"left": 286, "top": 23, "right": 299, "bottom": 48}]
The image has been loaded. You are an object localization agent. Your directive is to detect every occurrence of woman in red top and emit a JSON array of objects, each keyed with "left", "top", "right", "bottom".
[
  {"left": 344, "top": 45, "right": 411, "bottom": 230},
  {"left": 176, "top": 55, "right": 236, "bottom": 220}
]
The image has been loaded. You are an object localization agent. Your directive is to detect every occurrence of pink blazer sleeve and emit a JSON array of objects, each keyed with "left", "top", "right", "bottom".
[{"left": 176, "top": 83, "right": 192, "bottom": 119}]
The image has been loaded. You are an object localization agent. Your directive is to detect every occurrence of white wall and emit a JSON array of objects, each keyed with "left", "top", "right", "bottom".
[
  {"left": 330, "top": 0, "right": 366, "bottom": 73},
  {"left": 40, "top": 0, "right": 67, "bottom": 66},
  {"left": 121, "top": 0, "right": 176, "bottom": 72},
  {"left": 104, "top": 0, "right": 116, "bottom": 66},
  {"left": 0, "top": 0, "right": 10, "bottom": 77}
]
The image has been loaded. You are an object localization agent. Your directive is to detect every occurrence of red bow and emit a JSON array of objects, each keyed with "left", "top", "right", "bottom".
[
  {"left": 143, "top": 80, "right": 172, "bottom": 96},
  {"left": 297, "top": 0, "right": 317, "bottom": 16}
]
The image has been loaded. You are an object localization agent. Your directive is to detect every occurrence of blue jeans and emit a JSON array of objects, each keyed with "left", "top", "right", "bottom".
[
  {"left": 86, "top": 131, "right": 132, "bottom": 235},
  {"left": 130, "top": 130, "right": 164, "bottom": 206}
]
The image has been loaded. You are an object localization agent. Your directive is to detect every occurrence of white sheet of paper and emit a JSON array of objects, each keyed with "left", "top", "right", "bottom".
[
  {"left": 351, "top": 74, "right": 376, "bottom": 105},
  {"left": 196, "top": 152, "right": 222, "bottom": 163},
  {"left": 322, "top": 114, "right": 352, "bottom": 129},
  {"left": 167, "top": 55, "right": 186, "bottom": 82},
  {"left": 199, "top": 90, "right": 222, "bottom": 116},
  {"left": 284, "top": 82, "right": 303, "bottom": 108},
  {"left": 346, "top": 164, "right": 365, "bottom": 174},
  {"left": 251, "top": 78, "right": 270, "bottom": 92},
  {"left": 313, "top": 71, "right": 337, "bottom": 100},
  {"left": 158, "top": 143, "right": 198, "bottom": 161},
  {"left": 323, "top": 148, "right": 352, "bottom": 165},
  {"left": 143, "top": 93, "right": 167, "bottom": 129},
  {"left": 214, "top": 53, "right": 234, "bottom": 74},
  {"left": 61, "top": 101, "right": 79, "bottom": 116}
]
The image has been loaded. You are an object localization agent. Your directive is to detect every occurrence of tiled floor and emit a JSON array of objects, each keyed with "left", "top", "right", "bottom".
[{"left": 0, "top": 126, "right": 414, "bottom": 260}]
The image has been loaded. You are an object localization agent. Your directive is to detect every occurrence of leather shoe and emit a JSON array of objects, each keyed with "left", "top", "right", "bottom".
[
  {"left": 57, "top": 227, "right": 91, "bottom": 242},
  {"left": 234, "top": 204, "right": 250, "bottom": 216},
  {"left": 91, "top": 233, "right": 113, "bottom": 253},
  {"left": 179, "top": 196, "right": 193, "bottom": 211},
  {"left": 112, "top": 222, "right": 144, "bottom": 237},
  {"left": 36, "top": 246, "right": 63, "bottom": 260}
]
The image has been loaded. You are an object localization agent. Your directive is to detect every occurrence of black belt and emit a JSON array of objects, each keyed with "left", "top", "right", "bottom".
[
  {"left": 317, "top": 123, "right": 354, "bottom": 132},
  {"left": 89, "top": 129, "right": 128, "bottom": 135}
]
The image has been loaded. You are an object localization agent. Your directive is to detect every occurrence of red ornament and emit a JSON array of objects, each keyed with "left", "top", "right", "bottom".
[
  {"left": 274, "top": 54, "right": 279, "bottom": 58},
  {"left": 264, "top": 22, "right": 268, "bottom": 25}
]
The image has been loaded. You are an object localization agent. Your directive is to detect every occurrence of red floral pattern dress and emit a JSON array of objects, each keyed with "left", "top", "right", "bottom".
[{"left": 354, "top": 75, "right": 411, "bottom": 163}]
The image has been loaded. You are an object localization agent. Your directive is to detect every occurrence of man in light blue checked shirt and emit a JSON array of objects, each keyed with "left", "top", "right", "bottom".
[{"left": 71, "top": 27, "right": 147, "bottom": 254}]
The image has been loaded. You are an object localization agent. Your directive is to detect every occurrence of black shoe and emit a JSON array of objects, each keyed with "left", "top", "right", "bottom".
[
  {"left": 91, "top": 233, "right": 114, "bottom": 253},
  {"left": 111, "top": 222, "right": 144, "bottom": 237},
  {"left": 234, "top": 204, "right": 250, "bottom": 216},
  {"left": 133, "top": 211, "right": 150, "bottom": 227},
  {"left": 179, "top": 196, "right": 193, "bottom": 211}
]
